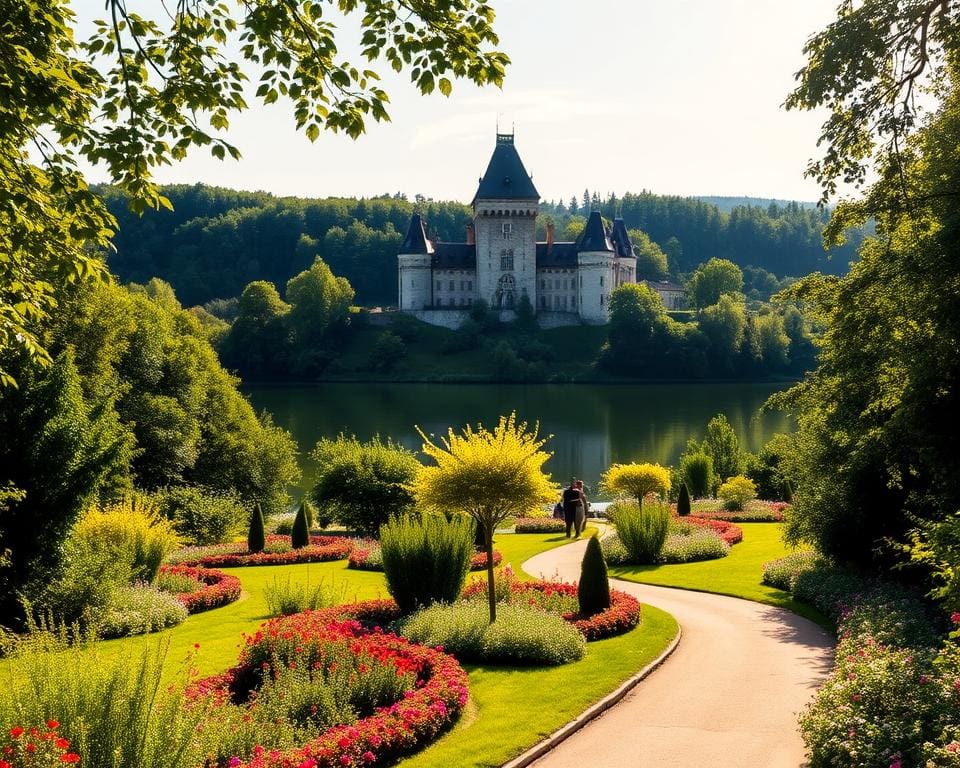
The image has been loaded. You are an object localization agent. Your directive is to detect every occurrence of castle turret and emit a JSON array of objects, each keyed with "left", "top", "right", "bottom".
[
  {"left": 472, "top": 133, "right": 539, "bottom": 311},
  {"left": 610, "top": 217, "right": 638, "bottom": 287},
  {"left": 397, "top": 213, "right": 433, "bottom": 310},
  {"left": 577, "top": 211, "right": 616, "bottom": 323}
]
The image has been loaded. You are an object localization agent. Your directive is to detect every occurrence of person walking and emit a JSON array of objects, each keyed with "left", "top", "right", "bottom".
[
  {"left": 562, "top": 478, "right": 587, "bottom": 538},
  {"left": 574, "top": 480, "right": 589, "bottom": 536}
]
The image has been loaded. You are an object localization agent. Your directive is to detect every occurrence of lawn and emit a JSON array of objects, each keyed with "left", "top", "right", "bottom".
[
  {"left": 608, "top": 522, "right": 828, "bottom": 626},
  {"left": 2, "top": 526, "right": 678, "bottom": 768}
]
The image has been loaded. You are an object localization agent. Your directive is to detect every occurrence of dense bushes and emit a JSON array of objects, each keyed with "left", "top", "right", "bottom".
[
  {"left": 401, "top": 601, "right": 585, "bottom": 665},
  {"left": 310, "top": 435, "right": 419, "bottom": 537},
  {"left": 380, "top": 515, "right": 474, "bottom": 613},
  {"left": 609, "top": 501, "right": 670, "bottom": 564},
  {"left": 514, "top": 516, "right": 565, "bottom": 533},
  {"left": 154, "top": 485, "right": 248, "bottom": 545},
  {"left": 94, "top": 585, "right": 188, "bottom": 639}
]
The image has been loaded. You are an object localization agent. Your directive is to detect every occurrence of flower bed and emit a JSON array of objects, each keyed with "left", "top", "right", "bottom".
[
  {"left": 461, "top": 578, "right": 641, "bottom": 641},
  {"left": 685, "top": 517, "right": 743, "bottom": 545},
  {"left": 187, "top": 600, "right": 467, "bottom": 768},
  {"left": 1, "top": 721, "right": 80, "bottom": 766},
  {"left": 348, "top": 541, "right": 500, "bottom": 572},
  {"left": 158, "top": 564, "right": 242, "bottom": 614},
  {"left": 176, "top": 534, "right": 353, "bottom": 568},
  {"left": 514, "top": 517, "right": 565, "bottom": 534},
  {"left": 685, "top": 499, "right": 788, "bottom": 522}
]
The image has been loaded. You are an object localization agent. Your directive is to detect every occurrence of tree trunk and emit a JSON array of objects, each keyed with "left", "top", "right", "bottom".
[{"left": 484, "top": 523, "right": 497, "bottom": 623}]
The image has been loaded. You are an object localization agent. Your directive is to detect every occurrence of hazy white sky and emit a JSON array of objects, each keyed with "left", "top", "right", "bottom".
[{"left": 77, "top": 0, "right": 844, "bottom": 204}]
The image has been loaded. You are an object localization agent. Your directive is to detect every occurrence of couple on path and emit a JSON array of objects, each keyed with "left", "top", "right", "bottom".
[{"left": 559, "top": 478, "right": 588, "bottom": 538}]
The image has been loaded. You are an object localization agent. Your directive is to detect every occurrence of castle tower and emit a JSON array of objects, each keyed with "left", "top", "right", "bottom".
[
  {"left": 577, "top": 210, "right": 616, "bottom": 323},
  {"left": 397, "top": 212, "right": 433, "bottom": 310},
  {"left": 472, "top": 133, "right": 539, "bottom": 311},
  {"left": 610, "top": 217, "right": 638, "bottom": 288}
]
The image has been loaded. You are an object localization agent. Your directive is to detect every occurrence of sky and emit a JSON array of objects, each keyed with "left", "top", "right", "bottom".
[{"left": 74, "top": 0, "right": 845, "bottom": 205}]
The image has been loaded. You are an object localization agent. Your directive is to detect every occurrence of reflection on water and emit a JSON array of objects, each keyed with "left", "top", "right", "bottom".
[{"left": 245, "top": 382, "right": 792, "bottom": 498}]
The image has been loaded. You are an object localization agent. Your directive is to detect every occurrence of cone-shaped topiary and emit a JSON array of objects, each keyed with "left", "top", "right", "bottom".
[
  {"left": 677, "top": 482, "right": 691, "bottom": 517},
  {"left": 291, "top": 500, "right": 310, "bottom": 549},
  {"left": 301, "top": 498, "right": 316, "bottom": 529},
  {"left": 577, "top": 535, "right": 611, "bottom": 616},
  {"left": 248, "top": 502, "right": 266, "bottom": 553}
]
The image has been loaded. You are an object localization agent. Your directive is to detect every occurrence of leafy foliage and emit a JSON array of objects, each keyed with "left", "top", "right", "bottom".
[
  {"left": 687, "top": 258, "right": 744, "bottom": 309},
  {"left": 154, "top": 485, "right": 249, "bottom": 545},
  {"left": 717, "top": 476, "right": 758, "bottom": 511},
  {"left": 309, "top": 435, "right": 419, "bottom": 538},
  {"left": 700, "top": 414, "right": 746, "bottom": 485},
  {"left": 608, "top": 500, "right": 670, "bottom": 565},
  {"left": 378, "top": 514, "right": 474, "bottom": 615},
  {"left": 600, "top": 462, "right": 671, "bottom": 506},
  {"left": 679, "top": 451, "right": 715, "bottom": 499},
  {"left": 412, "top": 413, "right": 557, "bottom": 622}
]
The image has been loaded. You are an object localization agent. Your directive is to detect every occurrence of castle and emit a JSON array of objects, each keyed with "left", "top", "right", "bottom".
[{"left": 397, "top": 133, "right": 638, "bottom": 328}]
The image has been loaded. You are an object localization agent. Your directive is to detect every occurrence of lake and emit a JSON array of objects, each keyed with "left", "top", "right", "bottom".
[{"left": 245, "top": 382, "right": 793, "bottom": 499}]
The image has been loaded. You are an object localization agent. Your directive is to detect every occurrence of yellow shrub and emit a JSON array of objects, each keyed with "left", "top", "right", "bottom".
[
  {"left": 70, "top": 495, "right": 180, "bottom": 584},
  {"left": 600, "top": 463, "right": 671, "bottom": 506},
  {"left": 717, "top": 476, "right": 758, "bottom": 511}
]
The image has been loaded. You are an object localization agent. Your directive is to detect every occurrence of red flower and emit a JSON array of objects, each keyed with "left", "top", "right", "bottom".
[
  {"left": 9, "top": 728, "right": 23, "bottom": 739},
  {"left": 61, "top": 754, "right": 81, "bottom": 764},
  {"left": 46, "top": 720, "right": 59, "bottom": 730}
]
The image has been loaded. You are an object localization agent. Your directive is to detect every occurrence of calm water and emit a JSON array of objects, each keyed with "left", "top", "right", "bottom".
[{"left": 245, "top": 382, "right": 793, "bottom": 499}]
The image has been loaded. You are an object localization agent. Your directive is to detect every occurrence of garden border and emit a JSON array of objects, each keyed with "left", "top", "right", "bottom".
[{"left": 500, "top": 622, "right": 682, "bottom": 768}]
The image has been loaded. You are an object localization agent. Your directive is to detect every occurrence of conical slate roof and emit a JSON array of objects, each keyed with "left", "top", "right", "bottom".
[
  {"left": 473, "top": 134, "right": 539, "bottom": 201},
  {"left": 400, "top": 212, "right": 433, "bottom": 254},
  {"left": 578, "top": 210, "right": 614, "bottom": 253},
  {"left": 610, "top": 218, "right": 635, "bottom": 258}
]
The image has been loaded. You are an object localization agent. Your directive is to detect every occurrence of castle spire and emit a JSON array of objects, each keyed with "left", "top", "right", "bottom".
[
  {"left": 400, "top": 212, "right": 433, "bottom": 254},
  {"left": 578, "top": 210, "right": 614, "bottom": 252}
]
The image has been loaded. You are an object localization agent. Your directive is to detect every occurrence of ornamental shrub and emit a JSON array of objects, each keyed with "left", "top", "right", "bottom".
[
  {"left": 600, "top": 462, "right": 671, "bottom": 507},
  {"left": 379, "top": 514, "right": 474, "bottom": 613},
  {"left": 291, "top": 501, "right": 309, "bottom": 549},
  {"left": 154, "top": 485, "right": 248, "bottom": 545},
  {"left": 718, "top": 475, "right": 758, "bottom": 511},
  {"left": 578, "top": 536, "right": 611, "bottom": 616},
  {"left": 612, "top": 500, "right": 670, "bottom": 564},
  {"left": 93, "top": 584, "right": 188, "bottom": 639},
  {"left": 401, "top": 601, "right": 585, "bottom": 665},
  {"left": 262, "top": 575, "right": 346, "bottom": 616},
  {"left": 680, "top": 451, "right": 714, "bottom": 498},
  {"left": 677, "top": 482, "right": 691, "bottom": 516},
  {"left": 660, "top": 528, "right": 729, "bottom": 563},
  {"left": 247, "top": 502, "right": 266, "bottom": 553},
  {"left": 761, "top": 551, "right": 824, "bottom": 592}
]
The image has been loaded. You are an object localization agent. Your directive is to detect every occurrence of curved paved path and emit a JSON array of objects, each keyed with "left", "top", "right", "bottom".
[{"left": 522, "top": 537, "right": 834, "bottom": 768}]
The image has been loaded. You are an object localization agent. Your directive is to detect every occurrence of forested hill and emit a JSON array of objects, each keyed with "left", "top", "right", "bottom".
[
  {"left": 100, "top": 184, "right": 865, "bottom": 307},
  {"left": 694, "top": 196, "right": 817, "bottom": 213}
]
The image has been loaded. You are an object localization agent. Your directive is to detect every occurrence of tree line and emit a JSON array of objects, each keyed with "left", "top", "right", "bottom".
[{"left": 98, "top": 184, "right": 868, "bottom": 310}]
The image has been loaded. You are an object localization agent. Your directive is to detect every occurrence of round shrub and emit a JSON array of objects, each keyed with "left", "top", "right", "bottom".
[
  {"left": 154, "top": 485, "right": 248, "bottom": 545},
  {"left": 717, "top": 475, "right": 758, "bottom": 511},
  {"left": 380, "top": 514, "right": 474, "bottom": 614},
  {"left": 94, "top": 584, "right": 188, "bottom": 639},
  {"left": 578, "top": 535, "right": 611, "bottom": 616},
  {"left": 401, "top": 601, "right": 585, "bottom": 665}
]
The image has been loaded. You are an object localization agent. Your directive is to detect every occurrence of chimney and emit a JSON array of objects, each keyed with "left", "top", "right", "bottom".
[
  {"left": 466, "top": 223, "right": 475, "bottom": 245},
  {"left": 546, "top": 221, "right": 554, "bottom": 252}
]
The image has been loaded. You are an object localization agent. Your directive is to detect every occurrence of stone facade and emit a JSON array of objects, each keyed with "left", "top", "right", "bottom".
[{"left": 398, "top": 133, "right": 638, "bottom": 327}]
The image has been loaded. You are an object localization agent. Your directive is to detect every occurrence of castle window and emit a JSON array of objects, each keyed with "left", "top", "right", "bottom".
[
  {"left": 600, "top": 276, "right": 605, "bottom": 287},
  {"left": 600, "top": 294, "right": 605, "bottom": 305},
  {"left": 554, "top": 295, "right": 560, "bottom": 309},
  {"left": 436, "top": 281, "right": 442, "bottom": 291},
  {"left": 502, "top": 222, "right": 513, "bottom": 239},
  {"left": 500, "top": 254, "right": 514, "bottom": 271},
  {"left": 460, "top": 280, "right": 465, "bottom": 290},
  {"left": 410, "top": 279, "right": 414, "bottom": 287},
  {"left": 540, "top": 279, "right": 545, "bottom": 290},
  {"left": 437, "top": 297, "right": 442, "bottom": 307},
  {"left": 449, "top": 280, "right": 455, "bottom": 290},
  {"left": 468, "top": 281, "right": 473, "bottom": 291}
]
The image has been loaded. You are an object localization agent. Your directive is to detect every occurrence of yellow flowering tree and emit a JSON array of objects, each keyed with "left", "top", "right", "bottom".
[
  {"left": 600, "top": 463, "right": 671, "bottom": 508},
  {"left": 718, "top": 476, "right": 758, "bottom": 511},
  {"left": 413, "top": 413, "right": 557, "bottom": 622}
]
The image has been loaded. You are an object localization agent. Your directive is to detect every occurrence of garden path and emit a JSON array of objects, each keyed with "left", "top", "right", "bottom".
[{"left": 521, "top": 536, "right": 834, "bottom": 768}]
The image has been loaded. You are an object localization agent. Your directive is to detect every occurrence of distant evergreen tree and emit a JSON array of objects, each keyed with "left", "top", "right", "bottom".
[
  {"left": 677, "top": 482, "right": 691, "bottom": 516},
  {"left": 568, "top": 195, "right": 579, "bottom": 215},
  {"left": 248, "top": 502, "right": 266, "bottom": 553},
  {"left": 578, "top": 536, "right": 611, "bottom": 616},
  {"left": 291, "top": 500, "right": 310, "bottom": 548},
  {"left": 582, "top": 188, "right": 591, "bottom": 214}
]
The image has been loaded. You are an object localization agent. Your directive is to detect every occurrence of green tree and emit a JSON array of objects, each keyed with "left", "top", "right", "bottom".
[
  {"left": 677, "top": 482, "right": 691, "bottom": 516},
  {"left": 291, "top": 501, "right": 310, "bottom": 549},
  {"left": 756, "top": 311, "right": 791, "bottom": 371},
  {"left": 698, "top": 294, "right": 747, "bottom": 373},
  {"left": 688, "top": 258, "right": 744, "bottom": 309},
  {"left": 309, "top": 435, "right": 420, "bottom": 538},
  {"left": 578, "top": 536, "right": 611, "bottom": 616},
  {"left": 221, "top": 281, "right": 291, "bottom": 377},
  {"left": 0, "top": 351, "right": 131, "bottom": 621},
  {"left": 629, "top": 229, "right": 669, "bottom": 280},
  {"left": 679, "top": 450, "right": 714, "bottom": 499},
  {"left": 701, "top": 414, "right": 745, "bottom": 485},
  {"left": 247, "top": 503, "right": 266, "bottom": 554},
  {"left": 285, "top": 257, "right": 355, "bottom": 349},
  {"left": 0, "top": 0, "right": 508, "bottom": 387},
  {"left": 367, "top": 331, "right": 407, "bottom": 373},
  {"left": 718, "top": 476, "right": 757, "bottom": 511},
  {"left": 413, "top": 414, "right": 557, "bottom": 622}
]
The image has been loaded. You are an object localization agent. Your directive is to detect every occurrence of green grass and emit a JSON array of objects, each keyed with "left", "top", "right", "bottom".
[
  {"left": 397, "top": 605, "right": 677, "bottom": 768},
  {"left": 608, "top": 522, "right": 828, "bottom": 626}
]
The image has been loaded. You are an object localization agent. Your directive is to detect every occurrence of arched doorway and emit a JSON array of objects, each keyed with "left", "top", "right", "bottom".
[{"left": 495, "top": 274, "right": 516, "bottom": 309}]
